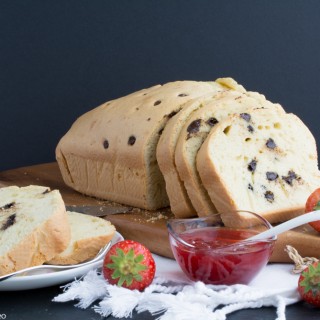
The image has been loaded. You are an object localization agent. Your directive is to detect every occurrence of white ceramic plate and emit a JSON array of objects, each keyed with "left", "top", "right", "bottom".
[{"left": 0, "top": 231, "right": 124, "bottom": 291}]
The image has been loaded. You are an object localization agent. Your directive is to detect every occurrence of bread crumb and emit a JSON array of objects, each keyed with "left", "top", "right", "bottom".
[{"left": 146, "top": 213, "right": 168, "bottom": 222}]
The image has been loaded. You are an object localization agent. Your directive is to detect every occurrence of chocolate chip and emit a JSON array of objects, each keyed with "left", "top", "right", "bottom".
[
  {"left": 42, "top": 189, "right": 50, "bottom": 194},
  {"left": 147, "top": 118, "right": 151, "bottom": 121},
  {"left": 1, "top": 213, "right": 16, "bottom": 230},
  {"left": 240, "top": 113, "right": 251, "bottom": 122},
  {"left": 128, "top": 136, "right": 136, "bottom": 145},
  {"left": 103, "top": 140, "right": 109, "bottom": 149},
  {"left": 266, "top": 138, "right": 276, "bottom": 149},
  {"left": 158, "top": 128, "right": 164, "bottom": 135},
  {"left": 248, "top": 159, "right": 257, "bottom": 172},
  {"left": 266, "top": 172, "right": 278, "bottom": 181},
  {"left": 206, "top": 117, "right": 219, "bottom": 127},
  {"left": 154, "top": 100, "right": 161, "bottom": 106},
  {"left": 223, "top": 125, "right": 231, "bottom": 135},
  {"left": 248, "top": 183, "right": 254, "bottom": 191},
  {"left": 282, "top": 170, "right": 300, "bottom": 186},
  {"left": 187, "top": 119, "right": 201, "bottom": 135},
  {"left": 247, "top": 125, "right": 254, "bottom": 133},
  {"left": 0, "top": 202, "right": 15, "bottom": 210},
  {"left": 264, "top": 191, "right": 274, "bottom": 203},
  {"left": 178, "top": 93, "right": 188, "bottom": 97},
  {"left": 167, "top": 110, "right": 178, "bottom": 118}
]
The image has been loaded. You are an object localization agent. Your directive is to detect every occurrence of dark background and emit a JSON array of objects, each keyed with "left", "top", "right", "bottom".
[
  {"left": 1, "top": 2, "right": 320, "bottom": 318},
  {"left": 1, "top": 0, "right": 320, "bottom": 171}
]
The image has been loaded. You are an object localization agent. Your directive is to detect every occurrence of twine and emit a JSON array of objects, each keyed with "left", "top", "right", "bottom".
[{"left": 285, "top": 245, "right": 318, "bottom": 274}]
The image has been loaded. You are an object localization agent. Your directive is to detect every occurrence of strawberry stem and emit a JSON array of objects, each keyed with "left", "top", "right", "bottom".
[
  {"left": 300, "top": 263, "right": 320, "bottom": 295},
  {"left": 106, "top": 248, "right": 147, "bottom": 287}
]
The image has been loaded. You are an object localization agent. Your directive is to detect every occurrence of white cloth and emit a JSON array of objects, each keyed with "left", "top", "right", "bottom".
[{"left": 53, "top": 254, "right": 300, "bottom": 320}]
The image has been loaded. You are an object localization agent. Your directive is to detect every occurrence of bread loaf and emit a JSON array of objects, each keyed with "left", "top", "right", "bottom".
[
  {"left": 0, "top": 185, "right": 70, "bottom": 275},
  {"left": 174, "top": 91, "right": 285, "bottom": 217},
  {"left": 48, "top": 211, "right": 116, "bottom": 265},
  {"left": 56, "top": 76, "right": 320, "bottom": 226},
  {"left": 196, "top": 108, "right": 320, "bottom": 226},
  {"left": 56, "top": 79, "right": 238, "bottom": 210},
  {"left": 156, "top": 78, "right": 246, "bottom": 218}
]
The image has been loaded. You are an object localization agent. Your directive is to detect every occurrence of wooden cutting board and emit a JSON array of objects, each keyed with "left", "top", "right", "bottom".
[{"left": 0, "top": 162, "right": 319, "bottom": 263}]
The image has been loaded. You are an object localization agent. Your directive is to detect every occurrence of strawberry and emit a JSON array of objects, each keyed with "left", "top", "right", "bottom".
[
  {"left": 305, "top": 188, "right": 320, "bottom": 232},
  {"left": 102, "top": 240, "right": 155, "bottom": 291},
  {"left": 298, "top": 261, "right": 320, "bottom": 307}
]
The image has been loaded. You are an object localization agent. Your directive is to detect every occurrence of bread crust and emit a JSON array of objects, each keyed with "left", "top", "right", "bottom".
[
  {"left": 0, "top": 186, "right": 70, "bottom": 275},
  {"left": 197, "top": 109, "right": 320, "bottom": 227},
  {"left": 175, "top": 91, "right": 285, "bottom": 217},
  {"left": 56, "top": 80, "right": 241, "bottom": 210},
  {"left": 156, "top": 79, "right": 249, "bottom": 217},
  {"left": 48, "top": 212, "right": 115, "bottom": 265}
]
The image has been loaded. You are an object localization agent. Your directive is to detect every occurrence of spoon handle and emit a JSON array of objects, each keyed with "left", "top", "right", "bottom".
[{"left": 248, "top": 210, "right": 320, "bottom": 241}]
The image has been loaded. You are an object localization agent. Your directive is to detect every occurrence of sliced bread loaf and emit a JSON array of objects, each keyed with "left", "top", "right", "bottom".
[
  {"left": 56, "top": 78, "right": 237, "bottom": 210},
  {"left": 48, "top": 211, "right": 116, "bottom": 265},
  {"left": 196, "top": 108, "right": 320, "bottom": 227},
  {"left": 0, "top": 185, "right": 70, "bottom": 275},
  {"left": 156, "top": 78, "right": 246, "bottom": 218},
  {"left": 175, "top": 91, "right": 285, "bottom": 216}
]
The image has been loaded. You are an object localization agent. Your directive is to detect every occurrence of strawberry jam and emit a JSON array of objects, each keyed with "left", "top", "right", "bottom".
[{"left": 169, "top": 227, "right": 274, "bottom": 285}]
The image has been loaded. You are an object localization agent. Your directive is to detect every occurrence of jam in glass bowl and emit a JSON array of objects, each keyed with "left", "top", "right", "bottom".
[{"left": 167, "top": 211, "right": 276, "bottom": 285}]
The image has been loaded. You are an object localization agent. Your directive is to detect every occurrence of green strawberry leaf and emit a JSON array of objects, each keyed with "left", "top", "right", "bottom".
[
  {"left": 106, "top": 246, "right": 148, "bottom": 287},
  {"left": 111, "top": 269, "right": 121, "bottom": 279},
  {"left": 135, "top": 254, "right": 144, "bottom": 263},
  {"left": 300, "top": 263, "right": 320, "bottom": 295},
  {"left": 313, "top": 200, "right": 320, "bottom": 211},
  {"left": 134, "top": 274, "right": 143, "bottom": 281}
]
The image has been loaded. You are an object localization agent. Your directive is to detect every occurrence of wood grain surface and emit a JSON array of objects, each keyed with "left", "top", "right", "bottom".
[{"left": 0, "top": 162, "right": 319, "bottom": 263}]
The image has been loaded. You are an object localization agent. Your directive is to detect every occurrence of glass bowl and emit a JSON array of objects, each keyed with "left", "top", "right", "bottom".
[{"left": 167, "top": 211, "right": 276, "bottom": 285}]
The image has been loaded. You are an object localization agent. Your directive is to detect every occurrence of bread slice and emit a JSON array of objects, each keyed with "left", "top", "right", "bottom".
[
  {"left": 156, "top": 78, "right": 246, "bottom": 218},
  {"left": 196, "top": 108, "right": 320, "bottom": 227},
  {"left": 48, "top": 211, "right": 116, "bottom": 265},
  {"left": 0, "top": 185, "right": 70, "bottom": 275},
  {"left": 56, "top": 78, "right": 238, "bottom": 211},
  {"left": 157, "top": 96, "right": 213, "bottom": 218},
  {"left": 175, "top": 91, "right": 285, "bottom": 217}
]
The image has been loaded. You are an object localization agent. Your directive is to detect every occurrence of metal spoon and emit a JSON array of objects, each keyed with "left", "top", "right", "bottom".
[
  {"left": 248, "top": 210, "right": 320, "bottom": 241},
  {"left": 0, "top": 241, "right": 111, "bottom": 282}
]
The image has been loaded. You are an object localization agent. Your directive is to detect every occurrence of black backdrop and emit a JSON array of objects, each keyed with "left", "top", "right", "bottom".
[{"left": 1, "top": 0, "right": 320, "bottom": 171}]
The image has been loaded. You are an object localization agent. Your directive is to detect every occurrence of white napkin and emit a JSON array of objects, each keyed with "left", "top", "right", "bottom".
[{"left": 53, "top": 254, "right": 300, "bottom": 320}]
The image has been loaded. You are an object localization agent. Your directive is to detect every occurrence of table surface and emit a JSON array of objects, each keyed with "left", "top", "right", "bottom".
[
  {"left": 1, "top": 163, "right": 320, "bottom": 319},
  {"left": 1, "top": 284, "right": 320, "bottom": 320}
]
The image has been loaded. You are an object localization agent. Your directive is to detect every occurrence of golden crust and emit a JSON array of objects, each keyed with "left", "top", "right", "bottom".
[
  {"left": 48, "top": 212, "right": 115, "bottom": 265},
  {"left": 0, "top": 187, "right": 70, "bottom": 276},
  {"left": 56, "top": 80, "right": 232, "bottom": 210}
]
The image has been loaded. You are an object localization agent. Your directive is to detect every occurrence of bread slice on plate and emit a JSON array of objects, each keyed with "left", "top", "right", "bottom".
[
  {"left": 56, "top": 78, "right": 242, "bottom": 211},
  {"left": 0, "top": 185, "right": 70, "bottom": 276},
  {"left": 196, "top": 108, "right": 320, "bottom": 227},
  {"left": 48, "top": 211, "right": 116, "bottom": 265},
  {"left": 175, "top": 91, "right": 285, "bottom": 217}
]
